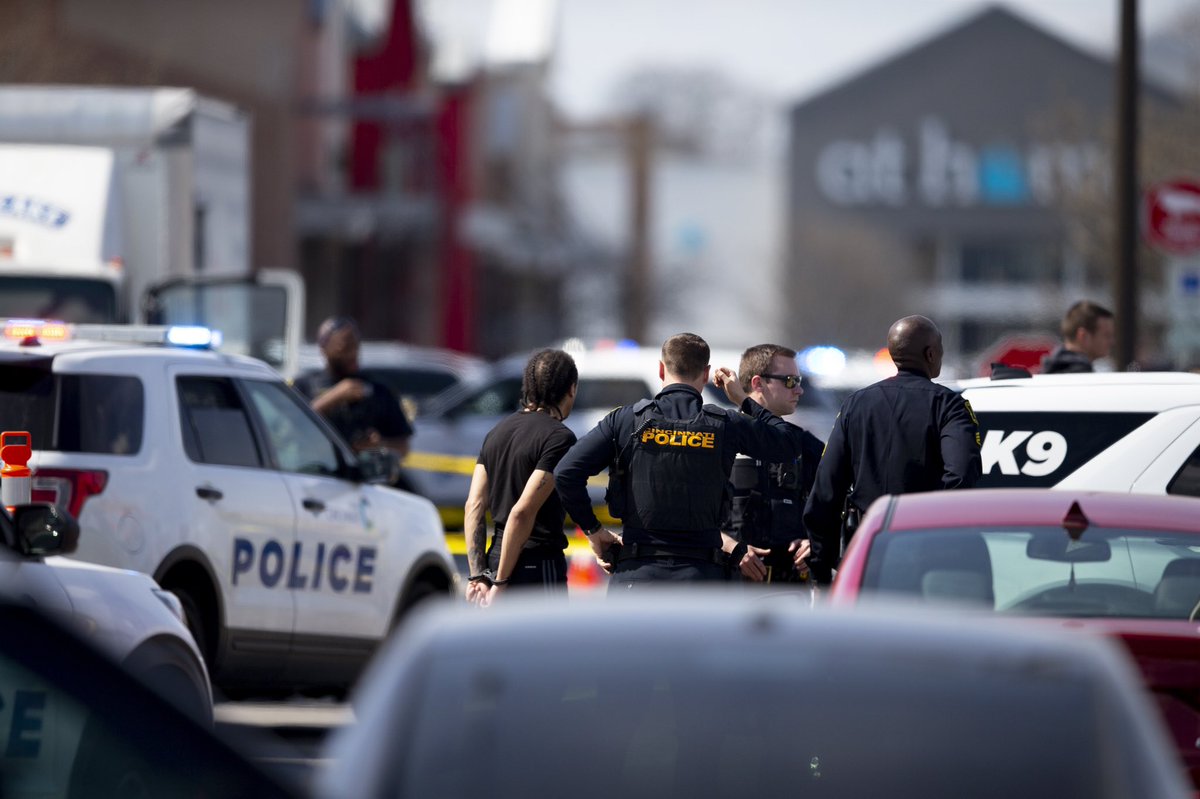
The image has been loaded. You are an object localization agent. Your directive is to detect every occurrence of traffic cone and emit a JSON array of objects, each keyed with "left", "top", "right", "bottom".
[{"left": 1, "top": 431, "right": 33, "bottom": 513}]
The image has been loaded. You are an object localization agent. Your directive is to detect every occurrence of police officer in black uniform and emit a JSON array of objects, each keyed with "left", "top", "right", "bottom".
[
  {"left": 802, "top": 315, "right": 982, "bottom": 585},
  {"left": 721, "top": 344, "right": 825, "bottom": 585},
  {"left": 554, "top": 333, "right": 803, "bottom": 590}
]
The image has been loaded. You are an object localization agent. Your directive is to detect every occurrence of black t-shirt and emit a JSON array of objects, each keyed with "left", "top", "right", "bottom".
[
  {"left": 479, "top": 410, "right": 577, "bottom": 551},
  {"left": 294, "top": 369, "right": 413, "bottom": 448}
]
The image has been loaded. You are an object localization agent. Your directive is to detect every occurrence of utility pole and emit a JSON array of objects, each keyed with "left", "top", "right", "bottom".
[
  {"left": 626, "top": 113, "right": 653, "bottom": 345},
  {"left": 558, "top": 113, "right": 656, "bottom": 344},
  {"left": 1114, "top": 0, "right": 1139, "bottom": 370}
]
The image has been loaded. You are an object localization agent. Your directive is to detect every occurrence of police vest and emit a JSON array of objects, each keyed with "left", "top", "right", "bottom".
[
  {"left": 729, "top": 456, "right": 806, "bottom": 548},
  {"left": 611, "top": 399, "right": 728, "bottom": 532}
]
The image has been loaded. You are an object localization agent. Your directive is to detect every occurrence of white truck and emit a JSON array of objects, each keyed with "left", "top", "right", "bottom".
[
  {"left": 0, "top": 85, "right": 250, "bottom": 325},
  {"left": 0, "top": 85, "right": 305, "bottom": 378}
]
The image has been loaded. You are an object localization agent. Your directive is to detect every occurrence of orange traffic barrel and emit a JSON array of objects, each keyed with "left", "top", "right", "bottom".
[{"left": 1, "top": 431, "right": 32, "bottom": 512}]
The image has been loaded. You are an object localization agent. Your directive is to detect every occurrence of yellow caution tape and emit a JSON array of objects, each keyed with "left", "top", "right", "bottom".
[{"left": 406, "top": 451, "right": 478, "bottom": 476}]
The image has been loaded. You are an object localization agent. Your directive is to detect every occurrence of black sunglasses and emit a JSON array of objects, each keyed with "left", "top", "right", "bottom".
[{"left": 760, "top": 373, "right": 804, "bottom": 389}]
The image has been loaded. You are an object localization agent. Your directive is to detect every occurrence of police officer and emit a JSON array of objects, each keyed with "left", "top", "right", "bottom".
[
  {"left": 554, "top": 333, "right": 803, "bottom": 590},
  {"left": 802, "top": 315, "right": 981, "bottom": 585},
  {"left": 295, "top": 316, "right": 414, "bottom": 459},
  {"left": 721, "top": 344, "right": 825, "bottom": 585},
  {"left": 1041, "top": 300, "right": 1115, "bottom": 374}
]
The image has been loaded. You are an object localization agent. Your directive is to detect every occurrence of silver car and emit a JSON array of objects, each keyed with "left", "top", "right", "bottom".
[
  {"left": 318, "top": 593, "right": 1191, "bottom": 799},
  {"left": 1, "top": 502, "right": 211, "bottom": 722}
]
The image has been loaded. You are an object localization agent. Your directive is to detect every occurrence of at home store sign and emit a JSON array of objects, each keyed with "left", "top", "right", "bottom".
[{"left": 815, "top": 116, "right": 1105, "bottom": 209}]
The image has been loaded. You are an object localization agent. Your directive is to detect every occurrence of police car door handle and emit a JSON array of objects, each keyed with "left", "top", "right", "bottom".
[
  {"left": 302, "top": 498, "right": 325, "bottom": 513},
  {"left": 195, "top": 486, "right": 223, "bottom": 501}
]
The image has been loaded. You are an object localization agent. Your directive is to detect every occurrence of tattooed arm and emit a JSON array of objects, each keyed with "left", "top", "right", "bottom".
[{"left": 463, "top": 463, "right": 491, "bottom": 603}]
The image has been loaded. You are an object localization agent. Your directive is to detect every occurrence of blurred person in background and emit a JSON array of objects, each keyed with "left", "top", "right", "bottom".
[
  {"left": 1041, "top": 300, "right": 1115, "bottom": 374},
  {"left": 720, "top": 344, "right": 825, "bottom": 586},
  {"left": 295, "top": 316, "right": 415, "bottom": 486},
  {"left": 555, "top": 332, "right": 802, "bottom": 590},
  {"left": 803, "top": 315, "right": 981, "bottom": 585},
  {"left": 464, "top": 349, "right": 578, "bottom": 606}
]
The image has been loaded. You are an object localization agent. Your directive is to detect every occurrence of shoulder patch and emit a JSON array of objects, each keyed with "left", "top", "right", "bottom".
[{"left": 963, "top": 398, "right": 979, "bottom": 426}]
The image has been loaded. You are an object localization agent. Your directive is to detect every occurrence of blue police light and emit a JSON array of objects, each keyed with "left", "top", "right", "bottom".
[
  {"left": 799, "top": 345, "right": 847, "bottom": 378},
  {"left": 166, "top": 326, "right": 222, "bottom": 349}
]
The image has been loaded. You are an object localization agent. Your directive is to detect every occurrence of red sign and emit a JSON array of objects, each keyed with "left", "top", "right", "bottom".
[
  {"left": 976, "top": 335, "right": 1057, "bottom": 377},
  {"left": 1144, "top": 180, "right": 1200, "bottom": 255}
]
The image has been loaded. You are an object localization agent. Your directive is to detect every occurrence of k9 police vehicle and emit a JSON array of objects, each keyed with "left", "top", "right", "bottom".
[
  {"left": 956, "top": 371, "right": 1200, "bottom": 496},
  {"left": 0, "top": 320, "right": 457, "bottom": 695},
  {"left": 0, "top": 501, "right": 214, "bottom": 798}
]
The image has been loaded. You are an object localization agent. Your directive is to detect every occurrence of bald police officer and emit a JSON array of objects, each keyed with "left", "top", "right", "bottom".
[
  {"left": 802, "top": 315, "right": 982, "bottom": 585},
  {"left": 554, "top": 332, "right": 803, "bottom": 590}
]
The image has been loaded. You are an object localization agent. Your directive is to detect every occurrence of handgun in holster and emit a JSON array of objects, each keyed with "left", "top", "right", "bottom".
[
  {"left": 841, "top": 497, "right": 862, "bottom": 552},
  {"left": 602, "top": 542, "right": 622, "bottom": 571}
]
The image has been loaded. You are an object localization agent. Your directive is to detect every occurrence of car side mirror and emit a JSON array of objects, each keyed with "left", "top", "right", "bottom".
[
  {"left": 357, "top": 448, "right": 401, "bottom": 486},
  {"left": 11, "top": 503, "right": 80, "bottom": 556}
]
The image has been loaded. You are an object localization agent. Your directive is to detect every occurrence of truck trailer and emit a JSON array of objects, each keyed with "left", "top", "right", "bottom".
[{"left": 0, "top": 85, "right": 250, "bottom": 324}]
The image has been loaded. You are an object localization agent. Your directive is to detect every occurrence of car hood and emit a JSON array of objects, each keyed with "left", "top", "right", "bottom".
[{"left": 44, "top": 555, "right": 202, "bottom": 660}]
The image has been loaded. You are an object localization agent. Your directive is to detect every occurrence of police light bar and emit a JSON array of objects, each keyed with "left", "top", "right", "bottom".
[
  {"left": 3, "top": 319, "right": 70, "bottom": 342},
  {"left": 2, "top": 319, "right": 222, "bottom": 349},
  {"left": 799, "top": 345, "right": 847, "bottom": 377},
  {"left": 166, "top": 325, "right": 222, "bottom": 348},
  {"left": 72, "top": 324, "right": 222, "bottom": 349}
]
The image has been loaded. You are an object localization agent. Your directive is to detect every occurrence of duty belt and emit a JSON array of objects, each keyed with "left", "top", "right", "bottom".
[{"left": 617, "top": 542, "right": 726, "bottom": 566}]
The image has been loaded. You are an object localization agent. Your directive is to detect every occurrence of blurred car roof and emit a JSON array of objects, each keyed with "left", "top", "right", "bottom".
[{"left": 318, "top": 592, "right": 1190, "bottom": 799}]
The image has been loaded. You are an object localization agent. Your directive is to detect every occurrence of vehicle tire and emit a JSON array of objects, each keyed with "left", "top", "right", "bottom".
[
  {"left": 406, "top": 579, "right": 440, "bottom": 609},
  {"left": 392, "top": 578, "right": 446, "bottom": 632},
  {"left": 166, "top": 582, "right": 217, "bottom": 667}
]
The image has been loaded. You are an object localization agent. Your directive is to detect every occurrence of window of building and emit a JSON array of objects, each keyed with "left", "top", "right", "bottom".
[{"left": 960, "top": 241, "right": 1062, "bottom": 284}]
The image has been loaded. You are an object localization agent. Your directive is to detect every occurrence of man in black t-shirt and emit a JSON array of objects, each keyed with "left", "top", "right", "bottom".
[
  {"left": 295, "top": 316, "right": 414, "bottom": 467},
  {"left": 464, "top": 349, "right": 578, "bottom": 606}
]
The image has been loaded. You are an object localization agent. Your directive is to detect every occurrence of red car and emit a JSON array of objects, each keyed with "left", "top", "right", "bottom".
[{"left": 829, "top": 489, "right": 1200, "bottom": 788}]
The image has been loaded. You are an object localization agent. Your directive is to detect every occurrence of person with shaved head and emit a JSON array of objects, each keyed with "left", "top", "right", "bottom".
[{"left": 802, "top": 315, "right": 981, "bottom": 586}]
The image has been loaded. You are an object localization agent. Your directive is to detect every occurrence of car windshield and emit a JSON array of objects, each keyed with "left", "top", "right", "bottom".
[
  {"left": 0, "top": 275, "right": 119, "bottom": 323},
  {"left": 861, "top": 527, "right": 1200, "bottom": 619},
  {"left": 393, "top": 644, "right": 1143, "bottom": 799}
]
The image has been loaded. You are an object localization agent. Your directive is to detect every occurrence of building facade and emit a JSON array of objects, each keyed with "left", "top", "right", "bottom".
[{"left": 785, "top": 6, "right": 1174, "bottom": 368}]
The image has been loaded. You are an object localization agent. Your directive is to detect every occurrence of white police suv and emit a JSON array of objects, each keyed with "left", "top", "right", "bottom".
[
  {"left": 957, "top": 371, "right": 1200, "bottom": 495},
  {"left": 0, "top": 320, "right": 457, "bottom": 695}
]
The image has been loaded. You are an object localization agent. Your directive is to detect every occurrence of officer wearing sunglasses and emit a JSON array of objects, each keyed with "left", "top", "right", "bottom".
[{"left": 719, "top": 344, "right": 825, "bottom": 586}]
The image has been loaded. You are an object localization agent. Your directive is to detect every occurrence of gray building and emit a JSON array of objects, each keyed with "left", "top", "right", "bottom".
[{"left": 785, "top": 6, "right": 1173, "bottom": 365}]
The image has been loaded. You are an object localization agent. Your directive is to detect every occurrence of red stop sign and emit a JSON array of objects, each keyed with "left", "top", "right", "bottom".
[
  {"left": 976, "top": 335, "right": 1057, "bottom": 376},
  {"left": 1144, "top": 180, "right": 1200, "bottom": 255}
]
